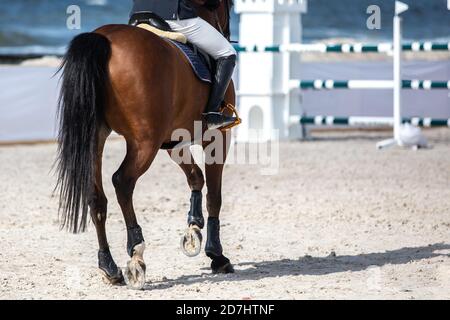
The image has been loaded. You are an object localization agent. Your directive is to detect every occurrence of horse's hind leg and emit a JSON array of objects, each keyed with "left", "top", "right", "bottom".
[
  {"left": 112, "top": 138, "right": 159, "bottom": 290},
  {"left": 204, "top": 132, "right": 234, "bottom": 274},
  {"left": 168, "top": 147, "right": 205, "bottom": 257},
  {"left": 89, "top": 126, "right": 124, "bottom": 284}
]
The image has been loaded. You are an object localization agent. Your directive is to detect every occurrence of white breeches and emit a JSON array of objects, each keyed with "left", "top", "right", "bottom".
[{"left": 166, "top": 17, "right": 236, "bottom": 60}]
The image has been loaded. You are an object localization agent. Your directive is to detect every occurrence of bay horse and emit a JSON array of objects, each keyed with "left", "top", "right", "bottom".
[{"left": 56, "top": 0, "right": 236, "bottom": 289}]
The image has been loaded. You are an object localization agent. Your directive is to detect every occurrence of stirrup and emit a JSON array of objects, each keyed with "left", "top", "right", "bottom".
[{"left": 218, "top": 103, "right": 242, "bottom": 131}]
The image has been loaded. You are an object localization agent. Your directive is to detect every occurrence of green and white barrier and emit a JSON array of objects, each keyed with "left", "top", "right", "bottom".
[
  {"left": 295, "top": 116, "right": 450, "bottom": 128},
  {"left": 293, "top": 80, "right": 450, "bottom": 90},
  {"left": 234, "top": 42, "right": 450, "bottom": 53}
]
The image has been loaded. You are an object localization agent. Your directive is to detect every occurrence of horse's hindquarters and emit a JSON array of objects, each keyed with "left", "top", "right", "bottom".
[{"left": 95, "top": 24, "right": 209, "bottom": 144}]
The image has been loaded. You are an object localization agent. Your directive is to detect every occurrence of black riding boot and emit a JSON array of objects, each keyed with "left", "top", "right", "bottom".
[{"left": 203, "top": 55, "right": 237, "bottom": 130}]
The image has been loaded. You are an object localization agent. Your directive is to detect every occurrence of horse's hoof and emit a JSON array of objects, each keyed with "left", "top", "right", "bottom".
[
  {"left": 210, "top": 255, "right": 235, "bottom": 274},
  {"left": 100, "top": 268, "right": 124, "bottom": 285},
  {"left": 212, "top": 262, "right": 235, "bottom": 274},
  {"left": 98, "top": 249, "right": 123, "bottom": 285},
  {"left": 124, "top": 243, "right": 146, "bottom": 290},
  {"left": 180, "top": 225, "right": 203, "bottom": 257}
]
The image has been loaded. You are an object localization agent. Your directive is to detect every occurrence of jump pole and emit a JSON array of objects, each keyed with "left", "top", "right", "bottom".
[{"left": 376, "top": 1, "right": 409, "bottom": 150}]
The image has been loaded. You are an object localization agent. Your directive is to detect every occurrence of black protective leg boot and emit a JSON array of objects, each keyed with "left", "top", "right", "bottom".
[
  {"left": 205, "top": 217, "right": 223, "bottom": 257},
  {"left": 203, "top": 55, "right": 238, "bottom": 130}
]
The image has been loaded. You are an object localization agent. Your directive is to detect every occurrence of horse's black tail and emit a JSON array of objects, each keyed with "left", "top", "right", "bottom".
[{"left": 55, "top": 32, "right": 111, "bottom": 233}]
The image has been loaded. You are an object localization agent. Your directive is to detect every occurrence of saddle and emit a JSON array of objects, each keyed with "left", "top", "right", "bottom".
[
  {"left": 129, "top": 12, "right": 188, "bottom": 44},
  {"left": 129, "top": 12, "right": 212, "bottom": 83}
]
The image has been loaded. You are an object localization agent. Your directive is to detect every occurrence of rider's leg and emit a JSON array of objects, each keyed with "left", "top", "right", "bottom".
[{"left": 167, "top": 18, "right": 237, "bottom": 130}]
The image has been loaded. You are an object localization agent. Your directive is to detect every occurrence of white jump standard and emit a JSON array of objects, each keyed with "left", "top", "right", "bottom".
[{"left": 235, "top": 0, "right": 307, "bottom": 142}]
